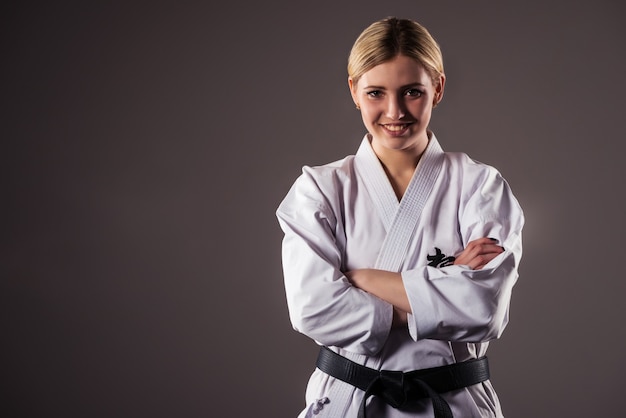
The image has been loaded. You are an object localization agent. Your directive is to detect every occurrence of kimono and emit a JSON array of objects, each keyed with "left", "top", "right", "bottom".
[{"left": 276, "top": 133, "right": 524, "bottom": 417}]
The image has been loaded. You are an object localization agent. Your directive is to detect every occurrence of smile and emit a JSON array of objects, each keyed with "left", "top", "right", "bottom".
[
  {"left": 380, "top": 123, "right": 413, "bottom": 136},
  {"left": 383, "top": 124, "right": 411, "bottom": 132}
]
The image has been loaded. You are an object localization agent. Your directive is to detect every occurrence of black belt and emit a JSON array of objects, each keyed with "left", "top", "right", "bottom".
[{"left": 316, "top": 346, "right": 490, "bottom": 418}]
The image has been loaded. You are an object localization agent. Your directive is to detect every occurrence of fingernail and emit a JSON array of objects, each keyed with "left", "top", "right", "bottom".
[{"left": 488, "top": 237, "right": 498, "bottom": 242}]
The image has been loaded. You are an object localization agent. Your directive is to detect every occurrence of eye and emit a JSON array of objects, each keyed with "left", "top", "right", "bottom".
[
  {"left": 405, "top": 89, "right": 424, "bottom": 97},
  {"left": 366, "top": 90, "right": 383, "bottom": 98}
]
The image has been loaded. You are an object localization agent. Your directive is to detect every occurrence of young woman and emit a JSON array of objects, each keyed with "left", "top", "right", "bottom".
[{"left": 276, "top": 17, "right": 524, "bottom": 418}]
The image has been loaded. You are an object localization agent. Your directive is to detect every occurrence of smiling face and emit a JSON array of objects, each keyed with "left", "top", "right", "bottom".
[{"left": 349, "top": 54, "right": 445, "bottom": 159}]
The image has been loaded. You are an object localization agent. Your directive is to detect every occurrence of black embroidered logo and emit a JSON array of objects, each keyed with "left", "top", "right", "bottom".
[{"left": 427, "top": 247, "right": 455, "bottom": 267}]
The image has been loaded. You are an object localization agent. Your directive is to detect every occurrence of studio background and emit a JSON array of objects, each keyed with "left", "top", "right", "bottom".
[{"left": 3, "top": 1, "right": 625, "bottom": 417}]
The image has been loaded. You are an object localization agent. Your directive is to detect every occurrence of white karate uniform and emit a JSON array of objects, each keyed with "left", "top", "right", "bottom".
[{"left": 276, "top": 133, "right": 524, "bottom": 418}]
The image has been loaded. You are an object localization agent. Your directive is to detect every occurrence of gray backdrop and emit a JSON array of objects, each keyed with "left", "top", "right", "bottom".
[{"left": 3, "top": 1, "right": 625, "bottom": 417}]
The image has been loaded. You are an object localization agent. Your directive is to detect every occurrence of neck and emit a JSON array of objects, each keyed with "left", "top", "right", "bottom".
[
  {"left": 375, "top": 148, "right": 421, "bottom": 176},
  {"left": 371, "top": 137, "right": 429, "bottom": 177},
  {"left": 370, "top": 134, "right": 431, "bottom": 200},
  {"left": 374, "top": 146, "right": 427, "bottom": 201}
]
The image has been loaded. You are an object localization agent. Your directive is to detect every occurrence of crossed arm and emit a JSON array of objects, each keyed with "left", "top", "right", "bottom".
[{"left": 345, "top": 237, "right": 503, "bottom": 327}]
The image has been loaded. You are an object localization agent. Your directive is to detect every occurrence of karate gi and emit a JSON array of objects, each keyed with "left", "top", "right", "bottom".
[{"left": 276, "top": 133, "right": 524, "bottom": 418}]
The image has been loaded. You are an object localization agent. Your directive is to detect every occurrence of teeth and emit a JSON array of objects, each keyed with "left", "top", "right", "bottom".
[{"left": 385, "top": 124, "right": 407, "bottom": 132}]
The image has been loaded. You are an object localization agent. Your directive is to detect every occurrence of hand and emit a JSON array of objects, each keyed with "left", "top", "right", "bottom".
[{"left": 453, "top": 237, "right": 504, "bottom": 270}]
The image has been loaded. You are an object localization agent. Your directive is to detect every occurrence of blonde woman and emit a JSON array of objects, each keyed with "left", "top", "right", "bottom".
[{"left": 277, "top": 17, "right": 524, "bottom": 418}]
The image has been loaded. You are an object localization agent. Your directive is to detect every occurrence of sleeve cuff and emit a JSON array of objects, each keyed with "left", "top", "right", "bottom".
[{"left": 401, "top": 265, "right": 470, "bottom": 341}]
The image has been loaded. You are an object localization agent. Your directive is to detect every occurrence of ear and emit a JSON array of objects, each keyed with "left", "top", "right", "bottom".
[
  {"left": 433, "top": 73, "right": 446, "bottom": 106},
  {"left": 348, "top": 76, "right": 359, "bottom": 107}
]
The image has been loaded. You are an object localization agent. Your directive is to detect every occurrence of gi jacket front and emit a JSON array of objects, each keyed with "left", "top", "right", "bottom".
[{"left": 276, "top": 133, "right": 524, "bottom": 417}]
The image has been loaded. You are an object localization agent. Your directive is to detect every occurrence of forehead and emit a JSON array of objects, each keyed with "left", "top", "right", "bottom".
[{"left": 358, "top": 55, "right": 432, "bottom": 88}]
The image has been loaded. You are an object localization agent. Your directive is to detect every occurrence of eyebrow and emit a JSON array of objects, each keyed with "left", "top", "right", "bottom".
[{"left": 363, "top": 82, "right": 426, "bottom": 90}]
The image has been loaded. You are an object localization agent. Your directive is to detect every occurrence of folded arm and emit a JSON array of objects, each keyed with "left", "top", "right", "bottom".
[
  {"left": 276, "top": 171, "right": 394, "bottom": 355},
  {"left": 346, "top": 237, "right": 505, "bottom": 329}
]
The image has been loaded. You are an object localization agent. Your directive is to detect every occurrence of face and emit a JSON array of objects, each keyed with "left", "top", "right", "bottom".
[{"left": 349, "top": 55, "right": 445, "bottom": 158}]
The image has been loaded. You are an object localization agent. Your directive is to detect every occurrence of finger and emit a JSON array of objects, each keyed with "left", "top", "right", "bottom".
[
  {"left": 468, "top": 236, "right": 498, "bottom": 245},
  {"left": 469, "top": 251, "right": 503, "bottom": 270},
  {"left": 474, "top": 244, "right": 505, "bottom": 255},
  {"left": 463, "top": 245, "right": 502, "bottom": 263},
  {"left": 461, "top": 239, "right": 495, "bottom": 258},
  {"left": 453, "top": 240, "right": 504, "bottom": 267}
]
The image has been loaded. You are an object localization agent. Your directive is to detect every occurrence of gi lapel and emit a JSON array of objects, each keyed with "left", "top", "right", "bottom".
[
  {"left": 354, "top": 135, "right": 399, "bottom": 232},
  {"left": 356, "top": 134, "right": 445, "bottom": 272},
  {"left": 327, "top": 135, "right": 444, "bottom": 418}
]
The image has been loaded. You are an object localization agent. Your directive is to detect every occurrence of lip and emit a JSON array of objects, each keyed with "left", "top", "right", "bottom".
[{"left": 380, "top": 123, "right": 413, "bottom": 137}]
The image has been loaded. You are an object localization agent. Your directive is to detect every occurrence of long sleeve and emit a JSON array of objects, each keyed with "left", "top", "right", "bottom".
[
  {"left": 276, "top": 167, "right": 393, "bottom": 355},
  {"left": 403, "top": 166, "right": 525, "bottom": 343}
]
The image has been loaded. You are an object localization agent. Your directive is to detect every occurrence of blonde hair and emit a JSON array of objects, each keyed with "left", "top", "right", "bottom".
[{"left": 347, "top": 17, "right": 444, "bottom": 85}]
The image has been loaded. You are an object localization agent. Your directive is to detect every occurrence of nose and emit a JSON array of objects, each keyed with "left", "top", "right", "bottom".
[{"left": 385, "top": 95, "right": 405, "bottom": 120}]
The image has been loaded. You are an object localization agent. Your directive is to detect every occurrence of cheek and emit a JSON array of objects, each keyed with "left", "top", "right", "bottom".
[
  {"left": 410, "top": 101, "right": 433, "bottom": 117},
  {"left": 360, "top": 104, "right": 380, "bottom": 121}
]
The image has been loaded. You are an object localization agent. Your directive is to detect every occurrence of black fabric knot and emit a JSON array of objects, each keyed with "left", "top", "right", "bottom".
[
  {"left": 377, "top": 370, "right": 407, "bottom": 408},
  {"left": 315, "top": 347, "right": 490, "bottom": 418},
  {"left": 358, "top": 370, "right": 453, "bottom": 418}
]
